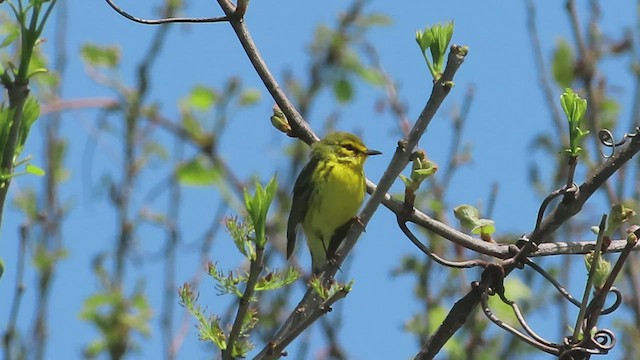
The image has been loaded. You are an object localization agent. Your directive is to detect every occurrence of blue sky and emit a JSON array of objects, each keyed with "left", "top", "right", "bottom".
[{"left": 1, "top": 1, "right": 637, "bottom": 359}]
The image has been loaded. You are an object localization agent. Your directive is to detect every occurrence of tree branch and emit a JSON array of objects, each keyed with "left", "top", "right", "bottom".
[{"left": 415, "top": 133, "right": 640, "bottom": 359}]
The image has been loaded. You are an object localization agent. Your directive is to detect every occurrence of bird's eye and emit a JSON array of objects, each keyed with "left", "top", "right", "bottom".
[{"left": 342, "top": 143, "right": 356, "bottom": 152}]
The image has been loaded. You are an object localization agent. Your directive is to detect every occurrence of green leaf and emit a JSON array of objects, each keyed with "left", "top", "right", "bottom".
[
  {"left": 208, "top": 263, "right": 243, "bottom": 297},
  {"left": 0, "top": 26, "right": 19, "bottom": 48},
  {"left": 12, "top": 188, "right": 37, "bottom": 219},
  {"left": 243, "top": 176, "right": 278, "bottom": 247},
  {"left": 552, "top": 39, "right": 575, "bottom": 89},
  {"left": 83, "top": 339, "right": 106, "bottom": 358},
  {"left": 200, "top": 315, "right": 227, "bottom": 349},
  {"left": 604, "top": 204, "right": 636, "bottom": 236},
  {"left": 398, "top": 174, "right": 412, "bottom": 187},
  {"left": 254, "top": 267, "right": 299, "bottom": 291},
  {"left": 357, "top": 13, "right": 392, "bottom": 27},
  {"left": 225, "top": 217, "right": 254, "bottom": 258},
  {"left": 560, "top": 89, "right": 587, "bottom": 123},
  {"left": 80, "top": 43, "right": 121, "bottom": 69},
  {"left": 415, "top": 28, "right": 433, "bottom": 53},
  {"left": 560, "top": 88, "right": 589, "bottom": 156},
  {"left": 333, "top": 78, "right": 353, "bottom": 103},
  {"left": 181, "top": 112, "right": 204, "bottom": 140},
  {"left": 584, "top": 252, "right": 611, "bottom": 289},
  {"left": 429, "top": 21, "right": 454, "bottom": 73},
  {"left": 0, "top": 258, "right": 4, "bottom": 279},
  {"left": 25, "top": 164, "right": 45, "bottom": 176},
  {"left": 238, "top": 89, "right": 261, "bottom": 106},
  {"left": 453, "top": 204, "right": 480, "bottom": 229},
  {"left": 176, "top": 157, "right": 220, "bottom": 186},
  {"left": 15, "top": 96, "right": 40, "bottom": 156},
  {"left": 356, "top": 67, "right": 386, "bottom": 86},
  {"left": 416, "top": 22, "right": 454, "bottom": 78},
  {"left": 186, "top": 85, "right": 218, "bottom": 111},
  {"left": 471, "top": 219, "right": 496, "bottom": 235}
]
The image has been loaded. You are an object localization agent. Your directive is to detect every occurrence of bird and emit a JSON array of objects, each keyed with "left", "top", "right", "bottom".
[{"left": 286, "top": 132, "right": 381, "bottom": 272}]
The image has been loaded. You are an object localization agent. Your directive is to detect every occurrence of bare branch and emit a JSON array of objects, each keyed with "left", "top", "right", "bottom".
[{"left": 104, "top": 0, "right": 229, "bottom": 24}]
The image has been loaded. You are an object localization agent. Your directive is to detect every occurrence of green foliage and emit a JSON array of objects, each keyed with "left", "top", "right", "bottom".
[
  {"left": 238, "top": 88, "right": 261, "bottom": 106},
  {"left": 310, "top": 277, "right": 352, "bottom": 301},
  {"left": 185, "top": 261, "right": 297, "bottom": 354},
  {"left": 81, "top": 282, "right": 152, "bottom": 357},
  {"left": 270, "top": 105, "right": 292, "bottom": 135},
  {"left": 12, "top": 187, "right": 37, "bottom": 219},
  {"left": 183, "top": 85, "right": 218, "bottom": 111},
  {"left": 80, "top": 43, "right": 121, "bottom": 69},
  {"left": 560, "top": 88, "right": 589, "bottom": 156},
  {"left": 25, "top": 163, "right": 44, "bottom": 176},
  {"left": 591, "top": 204, "right": 636, "bottom": 237},
  {"left": 416, "top": 21, "right": 455, "bottom": 79},
  {"left": 15, "top": 95, "right": 40, "bottom": 154},
  {"left": 182, "top": 175, "right": 297, "bottom": 356},
  {"left": 304, "top": 9, "right": 390, "bottom": 106},
  {"left": 399, "top": 150, "right": 438, "bottom": 191},
  {"left": 453, "top": 204, "right": 496, "bottom": 240},
  {"left": 584, "top": 252, "right": 611, "bottom": 289},
  {"left": 243, "top": 176, "right": 277, "bottom": 248},
  {"left": 333, "top": 77, "right": 353, "bottom": 103},
  {"left": 599, "top": 97, "right": 621, "bottom": 130},
  {"left": 552, "top": 39, "right": 575, "bottom": 89},
  {"left": 226, "top": 216, "right": 255, "bottom": 259},
  {"left": 176, "top": 156, "right": 221, "bottom": 186},
  {"left": 254, "top": 267, "right": 299, "bottom": 291},
  {"left": 208, "top": 262, "right": 244, "bottom": 297},
  {"left": 0, "top": 0, "right": 57, "bottom": 231},
  {"left": 0, "top": 20, "right": 19, "bottom": 49},
  {"left": 32, "top": 244, "right": 67, "bottom": 273},
  {"left": 178, "top": 283, "right": 228, "bottom": 350},
  {"left": 0, "top": 96, "right": 44, "bottom": 181}
]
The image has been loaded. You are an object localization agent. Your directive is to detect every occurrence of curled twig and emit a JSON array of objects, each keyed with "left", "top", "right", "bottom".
[
  {"left": 478, "top": 282, "right": 559, "bottom": 355},
  {"left": 104, "top": 0, "right": 229, "bottom": 25},
  {"left": 526, "top": 259, "right": 621, "bottom": 314},
  {"left": 397, "top": 217, "right": 489, "bottom": 269},
  {"left": 533, "top": 187, "right": 567, "bottom": 234},
  {"left": 598, "top": 127, "right": 640, "bottom": 158},
  {"left": 526, "top": 259, "right": 581, "bottom": 308}
]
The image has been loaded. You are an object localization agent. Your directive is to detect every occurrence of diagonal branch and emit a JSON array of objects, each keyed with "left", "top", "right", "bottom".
[{"left": 253, "top": 46, "right": 467, "bottom": 360}]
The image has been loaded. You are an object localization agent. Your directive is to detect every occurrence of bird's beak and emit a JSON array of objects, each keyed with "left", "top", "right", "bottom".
[{"left": 365, "top": 149, "right": 382, "bottom": 156}]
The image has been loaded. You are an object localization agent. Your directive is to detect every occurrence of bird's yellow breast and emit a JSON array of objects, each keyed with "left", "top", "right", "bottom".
[{"left": 303, "top": 162, "right": 365, "bottom": 242}]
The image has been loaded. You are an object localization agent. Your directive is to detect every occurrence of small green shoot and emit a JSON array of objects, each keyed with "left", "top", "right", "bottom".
[
  {"left": 453, "top": 205, "right": 495, "bottom": 242},
  {"left": 560, "top": 88, "right": 589, "bottom": 157},
  {"left": 415, "top": 22, "right": 455, "bottom": 80},
  {"left": 243, "top": 176, "right": 277, "bottom": 248}
]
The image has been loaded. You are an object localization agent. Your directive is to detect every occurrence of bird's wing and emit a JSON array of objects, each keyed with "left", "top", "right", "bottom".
[{"left": 286, "top": 158, "right": 317, "bottom": 259}]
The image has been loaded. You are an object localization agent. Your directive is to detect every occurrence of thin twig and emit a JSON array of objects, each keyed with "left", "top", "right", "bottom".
[
  {"left": 104, "top": 0, "right": 229, "bottom": 24},
  {"left": 216, "top": 0, "right": 317, "bottom": 144},
  {"left": 572, "top": 214, "right": 606, "bottom": 344},
  {"left": 161, "top": 143, "right": 184, "bottom": 360},
  {"left": 584, "top": 227, "right": 640, "bottom": 331},
  {"left": 525, "top": 0, "right": 565, "bottom": 136},
  {"left": 397, "top": 217, "right": 490, "bottom": 269},
  {"left": 2, "top": 224, "right": 28, "bottom": 360},
  {"left": 170, "top": 204, "right": 227, "bottom": 355},
  {"left": 223, "top": 246, "right": 265, "bottom": 359}
]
